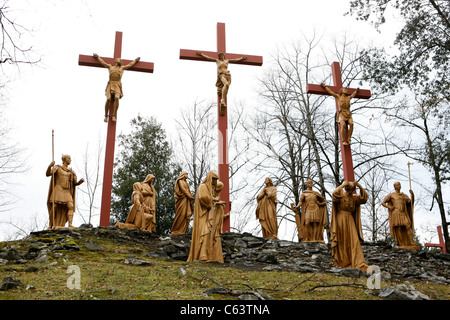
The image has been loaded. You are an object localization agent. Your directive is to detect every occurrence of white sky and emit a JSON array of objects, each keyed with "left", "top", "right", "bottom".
[{"left": 0, "top": 0, "right": 444, "bottom": 244}]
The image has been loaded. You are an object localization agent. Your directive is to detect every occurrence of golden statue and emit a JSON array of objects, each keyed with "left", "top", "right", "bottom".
[
  {"left": 381, "top": 182, "right": 419, "bottom": 250},
  {"left": 291, "top": 179, "right": 327, "bottom": 242},
  {"left": 140, "top": 174, "right": 156, "bottom": 232},
  {"left": 330, "top": 181, "right": 368, "bottom": 271},
  {"left": 187, "top": 170, "right": 222, "bottom": 262},
  {"left": 93, "top": 53, "right": 140, "bottom": 122},
  {"left": 170, "top": 171, "right": 194, "bottom": 237},
  {"left": 321, "top": 83, "right": 359, "bottom": 145},
  {"left": 208, "top": 180, "right": 226, "bottom": 263},
  {"left": 256, "top": 178, "right": 278, "bottom": 240},
  {"left": 197, "top": 51, "right": 247, "bottom": 116},
  {"left": 115, "top": 182, "right": 153, "bottom": 231},
  {"left": 46, "top": 155, "right": 84, "bottom": 230}
]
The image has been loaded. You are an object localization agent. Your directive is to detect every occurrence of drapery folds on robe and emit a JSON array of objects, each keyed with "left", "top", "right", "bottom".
[
  {"left": 171, "top": 172, "right": 194, "bottom": 237},
  {"left": 207, "top": 180, "right": 226, "bottom": 263},
  {"left": 330, "top": 181, "right": 368, "bottom": 271},
  {"left": 187, "top": 170, "right": 220, "bottom": 262},
  {"left": 256, "top": 178, "right": 278, "bottom": 240},
  {"left": 140, "top": 174, "right": 156, "bottom": 232},
  {"left": 115, "top": 182, "right": 153, "bottom": 230}
]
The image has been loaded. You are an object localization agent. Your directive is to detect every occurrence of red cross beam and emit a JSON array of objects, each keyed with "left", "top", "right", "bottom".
[
  {"left": 180, "top": 22, "right": 263, "bottom": 233},
  {"left": 79, "top": 31, "right": 154, "bottom": 227},
  {"left": 306, "top": 61, "right": 371, "bottom": 182}
]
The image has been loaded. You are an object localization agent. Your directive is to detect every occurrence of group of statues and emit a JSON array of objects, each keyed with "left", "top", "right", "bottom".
[
  {"left": 258, "top": 177, "right": 418, "bottom": 271},
  {"left": 45, "top": 154, "right": 419, "bottom": 270},
  {"left": 44, "top": 47, "right": 419, "bottom": 271}
]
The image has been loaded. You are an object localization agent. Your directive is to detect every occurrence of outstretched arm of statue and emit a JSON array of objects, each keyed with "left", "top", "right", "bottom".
[
  {"left": 123, "top": 57, "right": 140, "bottom": 70},
  {"left": 349, "top": 87, "right": 360, "bottom": 99},
  {"left": 197, "top": 51, "right": 217, "bottom": 62},
  {"left": 93, "top": 53, "right": 111, "bottom": 68},
  {"left": 321, "top": 83, "right": 339, "bottom": 98},
  {"left": 228, "top": 56, "right": 247, "bottom": 63}
]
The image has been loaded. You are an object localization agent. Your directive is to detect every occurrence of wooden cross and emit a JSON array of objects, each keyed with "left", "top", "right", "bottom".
[
  {"left": 306, "top": 62, "right": 371, "bottom": 182},
  {"left": 79, "top": 31, "right": 154, "bottom": 227},
  {"left": 180, "top": 22, "right": 263, "bottom": 232},
  {"left": 425, "top": 226, "right": 447, "bottom": 253}
]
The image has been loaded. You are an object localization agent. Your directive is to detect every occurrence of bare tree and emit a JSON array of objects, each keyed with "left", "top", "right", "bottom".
[
  {"left": 243, "top": 31, "right": 396, "bottom": 242},
  {"left": 76, "top": 138, "right": 103, "bottom": 226},
  {"left": 0, "top": 1, "right": 40, "bottom": 66},
  {"left": 174, "top": 98, "right": 255, "bottom": 233},
  {"left": 175, "top": 99, "right": 216, "bottom": 193}
]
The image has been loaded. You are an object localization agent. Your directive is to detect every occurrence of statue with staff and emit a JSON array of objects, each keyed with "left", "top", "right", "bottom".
[
  {"left": 381, "top": 162, "right": 419, "bottom": 250},
  {"left": 46, "top": 130, "right": 84, "bottom": 230}
]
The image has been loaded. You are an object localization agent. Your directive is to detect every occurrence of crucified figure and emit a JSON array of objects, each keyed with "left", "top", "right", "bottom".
[
  {"left": 197, "top": 51, "right": 246, "bottom": 116},
  {"left": 93, "top": 53, "right": 140, "bottom": 122},
  {"left": 321, "top": 83, "right": 359, "bottom": 145}
]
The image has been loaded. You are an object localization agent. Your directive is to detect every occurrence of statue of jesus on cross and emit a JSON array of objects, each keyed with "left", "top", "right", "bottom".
[
  {"left": 321, "top": 83, "right": 359, "bottom": 145},
  {"left": 197, "top": 51, "right": 247, "bottom": 115},
  {"left": 93, "top": 53, "right": 140, "bottom": 122}
]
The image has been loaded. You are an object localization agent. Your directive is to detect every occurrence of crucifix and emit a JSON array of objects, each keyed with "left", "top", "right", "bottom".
[
  {"left": 180, "top": 22, "right": 263, "bottom": 232},
  {"left": 306, "top": 61, "right": 371, "bottom": 182},
  {"left": 79, "top": 31, "right": 154, "bottom": 227}
]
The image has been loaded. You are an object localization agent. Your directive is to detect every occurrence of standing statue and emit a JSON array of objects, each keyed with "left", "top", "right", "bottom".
[
  {"left": 140, "top": 174, "right": 156, "bottom": 232},
  {"left": 208, "top": 180, "right": 226, "bottom": 263},
  {"left": 171, "top": 171, "right": 194, "bottom": 237},
  {"left": 256, "top": 178, "right": 278, "bottom": 240},
  {"left": 321, "top": 83, "right": 359, "bottom": 146},
  {"left": 291, "top": 179, "right": 327, "bottom": 242},
  {"left": 115, "top": 182, "right": 153, "bottom": 231},
  {"left": 330, "top": 181, "right": 368, "bottom": 271},
  {"left": 187, "top": 171, "right": 217, "bottom": 262},
  {"left": 381, "top": 182, "right": 419, "bottom": 250},
  {"left": 187, "top": 170, "right": 219, "bottom": 262},
  {"left": 197, "top": 51, "right": 247, "bottom": 116},
  {"left": 93, "top": 53, "right": 140, "bottom": 122},
  {"left": 46, "top": 155, "right": 84, "bottom": 230}
]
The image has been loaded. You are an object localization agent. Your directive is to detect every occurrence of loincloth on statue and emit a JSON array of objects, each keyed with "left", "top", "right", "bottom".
[
  {"left": 216, "top": 72, "right": 231, "bottom": 90},
  {"left": 105, "top": 80, "right": 123, "bottom": 99},
  {"left": 337, "top": 108, "right": 352, "bottom": 123}
]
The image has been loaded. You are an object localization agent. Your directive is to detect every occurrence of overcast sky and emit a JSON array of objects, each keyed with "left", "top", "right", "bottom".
[{"left": 0, "top": 0, "right": 443, "bottom": 243}]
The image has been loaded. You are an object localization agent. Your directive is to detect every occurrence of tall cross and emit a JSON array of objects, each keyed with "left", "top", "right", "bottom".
[
  {"left": 180, "top": 22, "right": 263, "bottom": 232},
  {"left": 306, "top": 61, "right": 371, "bottom": 182},
  {"left": 79, "top": 31, "right": 154, "bottom": 227}
]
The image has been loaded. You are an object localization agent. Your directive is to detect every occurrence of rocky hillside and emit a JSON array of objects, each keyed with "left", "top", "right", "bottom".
[{"left": 1, "top": 225, "right": 449, "bottom": 301}]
